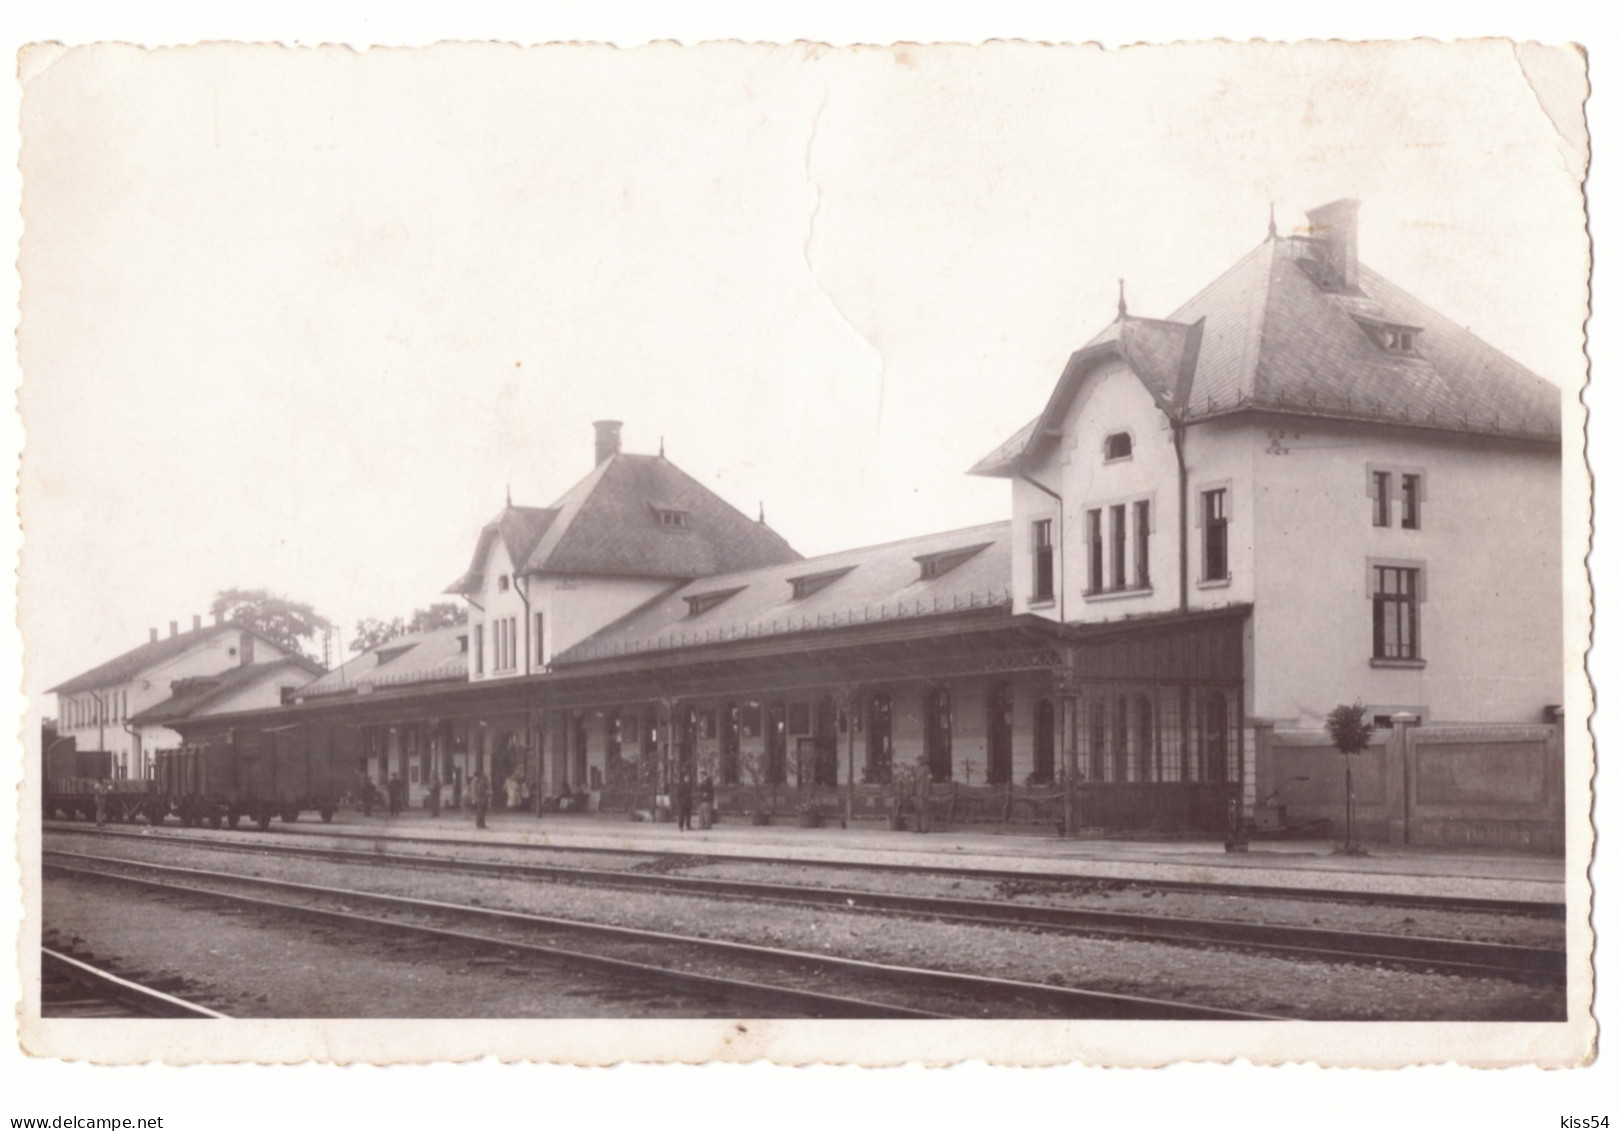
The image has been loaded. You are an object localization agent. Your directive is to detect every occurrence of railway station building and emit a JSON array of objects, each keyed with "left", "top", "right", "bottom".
[
  {"left": 47, "top": 616, "right": 312, "bottom": 780},
  {"left": 152, "top": 199, "right": 1566, "bottom": 845}
]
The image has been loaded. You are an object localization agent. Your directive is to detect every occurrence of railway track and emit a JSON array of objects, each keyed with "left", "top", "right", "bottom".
[
  {"left": 43, "top": 819, "right": 1563, "bottom": 918},
  {"left": 43, "top": 827, "right": 1565, "bottom": 983},
  {"left": 41, "top": 946, "right": 228, "bottom": 1019},
  {"left": 44, "top": 851, "right": 1282, "bottom": 1020}
]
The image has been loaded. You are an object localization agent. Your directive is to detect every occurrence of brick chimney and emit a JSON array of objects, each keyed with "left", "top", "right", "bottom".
[
  {"left": 168, "top": 620, "right": 178, "bottom": 638},
  {"left": 594, "top": 420, "right": 623, "bottom": 465},
  {"left": 192, "top": 614, "right": 202, "bottom": 631},
  {"left": 1306, "top": 198, "right": 1360, "bottom": 292},
  {"left": 149, "top": 628, "right": 158, "bottom": 643}
]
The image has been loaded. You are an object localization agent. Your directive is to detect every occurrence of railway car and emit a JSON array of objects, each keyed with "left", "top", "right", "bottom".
[
  {"left": 42, "top": 774, "right": 165, "bottom": 824},
  {"left": 156, "top": 721, "right": 349, "bottom": 830}
]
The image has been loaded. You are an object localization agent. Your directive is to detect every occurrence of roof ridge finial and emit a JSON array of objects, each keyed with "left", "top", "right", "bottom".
[
  {"left": 505, "top": 482, "right": 512, "bottom": 507},
  {"left": 659, "top": 435, "right": 666, "bottom": 458},
  {"left": 1268, "top": 201, "right": 1277, "bottom": 241},
  {"left": 1117, "top": 278, "right": 1128, "bottom": 321}
]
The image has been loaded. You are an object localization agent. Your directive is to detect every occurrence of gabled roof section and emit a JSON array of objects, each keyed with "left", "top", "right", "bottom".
[
  {"left": 297, "top": 623, "right": 469, "bottom": 699},
  {"left": 554, "top": 522, "right": 1013, "bottom": 665},
  {"left": 48, "top": 623, "right": 290, "bottom": 695},
  {"left": 972, "top": 208, "right": 1560, "bottom": 475},
  {"left": 444, "top": 505, "right": 558, "bottom": 595},
  {"left": 510, "top": 452, "right": 801, "bottom": 581},
  {"left": 970, "top": 316, "right": 1205, "bottom": 477},
  {"left": 127, "top": 656, "right": 324, "bottom": 727}
]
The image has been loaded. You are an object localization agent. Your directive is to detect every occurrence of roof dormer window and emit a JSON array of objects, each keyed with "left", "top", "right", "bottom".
[
  {"left": 1103, "top": 431, "right": 1133, "bottom": 461},
  {"left": 498, "top": 575, "right": 510, "bottom": 591},
  {"left": 915, "top": 542, "right": 992, "bottom": 581},
  {"left": 684, "top": 586, "right": 746, "bottom": 617},
  {"left": 649, "top": 501, "right": 690, "bottom": 529},
  {"left": 1353, "top": 316, "right": 1423, "bottom": 355},
  {"left": 787, "top": 566, "right": 855, "bottom": 600}
]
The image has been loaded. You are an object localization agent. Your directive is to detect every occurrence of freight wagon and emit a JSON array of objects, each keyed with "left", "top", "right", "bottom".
[
  {"left": 42, "top": 774, "right": 166, "bottom": 824},
  {"left": 156, "top": 721, "right": 351, "bottom": 830}
]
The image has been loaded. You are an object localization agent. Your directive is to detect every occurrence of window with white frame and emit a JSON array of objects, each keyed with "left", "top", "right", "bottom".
[
  {"left": 1083, "top": 497, "right": 1153, "bottom": 596},
  {"left": 1369, "top": 560, "right": 1424, "bottom": 662},
  {"left": 1085, "top": 509, "right": 1103, "bottom": 593},
  {"left": 1031, "top": 519, "right": 1055, "bottom": 602},
  {"left": 1201, "top": 488, "right": 1229, "bottom": 581},
  {"left": 1109, "top": 504, "right": 1127, "bottom": 590},
  {"left": 1367, "top": 464, "right": 1424, "bottom": 530}
]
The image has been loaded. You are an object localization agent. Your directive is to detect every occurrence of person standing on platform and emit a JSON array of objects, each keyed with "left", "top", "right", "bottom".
[
  {"left": 504, "top": 772, "right": 523, "bottom": 812},
  {"left": 388, "top": 773, "right": 404, "bottom": 817},
  {"left": 470, "top": 769, "right": 491, "bottom": 829},
  {"left": 675, "top": 773, "right": 694, "bottom": 832},
  {"left": 698, "top": 774, "right": 715, "bottom": 830},
  {"left": 427, "top": 772, "right": 442, "bottom": 818},
  {"left": 360, "top": 775, "right": 375, "bottom": 817},
  {"left": 94, "top": 778, "right": 109, "bottom": 827},
  {"left": 912, "top": 756, "right": 931, "bottom": 834}
]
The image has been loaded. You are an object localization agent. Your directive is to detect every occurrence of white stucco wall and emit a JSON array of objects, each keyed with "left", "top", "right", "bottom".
[
  {"left": 1010, "top": 359, "right": 1256, "bottom": 624},
  {"left": 465, "top": 534, "right": 672, "bottom": 678},
  {"left": 59, "top": 629, "right": 292, "bottom": 773},
  {"left": 1250, "top": 421, "right": 1561, "bottom": 726},
  {"left": 529, "top": 574, "right": 675, "bottom": 662}
]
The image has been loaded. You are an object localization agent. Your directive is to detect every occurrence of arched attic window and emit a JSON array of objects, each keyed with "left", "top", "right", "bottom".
[{"left": 1103, "top": 431, "right": 1133, "bottom": 461}]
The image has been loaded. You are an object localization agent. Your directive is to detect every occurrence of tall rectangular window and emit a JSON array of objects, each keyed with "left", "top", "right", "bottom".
[
  {"left": 534, "top": 613, "right": 545, "bottom": 667},
  {"left": 1109, "top": 505, "right": 1127, "bottom": 590},
  {"left": 1133, "top": 500, "right": 1151, "bottom": 587},
  {"left": 1372, "top": 471, "right": 1392, "bottom": 527},
  {"left": 474, "top": 624, "right": 484, "bottom": 675},
  {"left": 1031, "top": 519, "right": 1054, "bottom": 602},
  {"left": 1202, "top": 489, "right": 1228, "bottom": 581},
  {"left": 1400, "top": 473, "right": 1422, "bottom": 529},
  {"left": 1086, "top": 509, "right": 1103, "bottom": 592},
  {"left": 1373, "top": 565, "right": 1421, "bottom": 660}
]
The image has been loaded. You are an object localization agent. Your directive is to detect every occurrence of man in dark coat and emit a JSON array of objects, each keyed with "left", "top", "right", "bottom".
[
  {"left": 387, "top": 773, "right": 404, "bottom": 817},
  {"left": 427, "top": 773, "right": 442, "bottom": 817},
  {"left": 470, "top": 770, "right": 492, "bottom": 829},
  {"left": 675, "top": 774, "right": 694, "bottom": 832}
]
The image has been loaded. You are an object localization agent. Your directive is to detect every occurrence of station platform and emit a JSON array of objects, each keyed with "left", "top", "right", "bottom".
[{"left": 268, "top": 807, "right": 1569, "bottom": 906}]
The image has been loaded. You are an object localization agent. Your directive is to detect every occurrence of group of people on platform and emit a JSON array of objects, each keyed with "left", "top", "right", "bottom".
[
  {"left": 349, "top": 767, "right": 565, "bottom": 830},
  {"left": 673, "top": 772, "right": 716, "bottom": 832}
]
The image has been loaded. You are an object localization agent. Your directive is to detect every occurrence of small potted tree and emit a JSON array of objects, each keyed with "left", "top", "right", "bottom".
[{"left": 1325, "top": 702, "right": 1375, "bottom": 856}]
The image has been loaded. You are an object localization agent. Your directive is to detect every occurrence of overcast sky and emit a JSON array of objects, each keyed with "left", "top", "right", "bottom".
[{"left": 16, "top": 39, "right": 1588, "bottom": 714}]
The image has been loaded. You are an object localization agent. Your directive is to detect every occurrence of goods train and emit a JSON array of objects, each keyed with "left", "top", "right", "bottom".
[{"left": 44, "top": 720, "right": 357, "bottom": 831}]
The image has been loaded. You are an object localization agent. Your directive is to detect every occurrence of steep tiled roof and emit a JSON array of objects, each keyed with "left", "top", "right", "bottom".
[
  {"left": 48, "top": 623, "right": 287, "bottom": 695},
  {"left": 444, "top": 506, "right": 558, "bottom": 594},
  {"left": 972, "top": 216, "right": 1561, "bottom": 476},
  {"left": 128, "top": 656, "right": 324, "bottom": 726},
  {"left": 554, "top": 522, "right": 1012, "bottom": 665},
  {"left": 297, "top": 623, "right": 470, "bottom": 699},
  {"left": 448, "top": 453, "right": 801, "bottom": 591}
]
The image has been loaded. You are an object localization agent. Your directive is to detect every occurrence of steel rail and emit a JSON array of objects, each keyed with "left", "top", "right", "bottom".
[
  {"left": 41, "top": 946, "right": 229, "bottom": 1019},
  {"left": 45, "top": 828, "right": 1565, "bottom": 981},
  {"left": 44, "top": 820, "right": 1564, "bottom": 919},
  {"left": 45, "top": 852, "right": 1282, "bottom": 1021}
]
